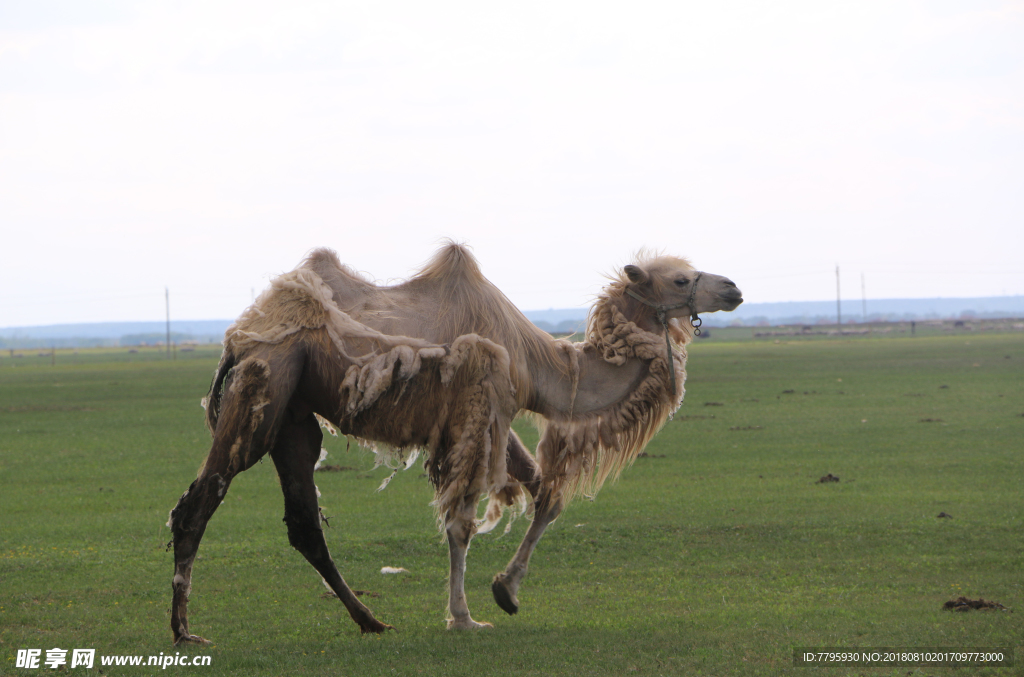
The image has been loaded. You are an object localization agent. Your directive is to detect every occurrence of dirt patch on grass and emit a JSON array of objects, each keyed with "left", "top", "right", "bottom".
[
  {"left": 818, "top": 473, "right": 840, "bottom": 483},
  {"left": 704, "top": 402, "right": 724, "bottom": 407},
  {"left": 729, "top": 426, "right": 763, "bottom": 431},
  {"left": 315, "top": 465, "right": 358, "bottom": 472},
  {"left": 677, "top": 414, "right": 715, "bottom": 420},
  {"left": 919, "top": 418, "right": 945, "bottom": 423},
  {"left": 943, "top": 596, "right": 1010, "bottom": 612},
  {"left": 937, "top": 512, "right": 953, "bottom": 519}
]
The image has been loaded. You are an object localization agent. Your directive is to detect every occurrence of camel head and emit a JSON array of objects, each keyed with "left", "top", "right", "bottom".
[{"left": 621, "top": 256, "right": 743, "bottom": 329}]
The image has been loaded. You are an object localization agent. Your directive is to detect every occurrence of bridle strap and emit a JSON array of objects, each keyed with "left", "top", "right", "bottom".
[{"left": 623, "top": 271, "right": 702, "bottom": 398}]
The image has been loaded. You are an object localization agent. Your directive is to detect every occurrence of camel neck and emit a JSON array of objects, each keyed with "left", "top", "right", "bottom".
[{"left": 527, "top": 342, "right": 649, "bottom": 419}]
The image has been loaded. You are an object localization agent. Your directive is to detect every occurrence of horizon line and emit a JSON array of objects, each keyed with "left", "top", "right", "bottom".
[{"left": 3, "top": 292, "right": 1024, "bottom": 332}]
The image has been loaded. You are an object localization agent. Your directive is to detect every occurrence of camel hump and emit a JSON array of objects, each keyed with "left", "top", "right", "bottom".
[
  {"left": 301, "top": 247, "right": 377, "bottom": 291},
  {"left": 413, "top": 240, "right": 485, "bottom": 284},
  {"left": 304, "top": 247, "right": 343, "bottom": 269}
]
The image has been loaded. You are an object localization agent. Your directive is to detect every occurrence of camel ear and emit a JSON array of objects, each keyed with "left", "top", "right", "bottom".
[{"left": 624, "top": 265, "right": 648, "bottom": 284}]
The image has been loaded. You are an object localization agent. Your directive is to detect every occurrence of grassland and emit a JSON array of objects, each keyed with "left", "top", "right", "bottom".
[{"left": 1, "top": 333, "right": 1021, "bottom": 676}]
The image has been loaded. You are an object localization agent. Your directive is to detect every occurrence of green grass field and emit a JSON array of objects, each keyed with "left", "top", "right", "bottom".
[{"left": 1, "top": 333, "right": 1021, "bottom": 676}]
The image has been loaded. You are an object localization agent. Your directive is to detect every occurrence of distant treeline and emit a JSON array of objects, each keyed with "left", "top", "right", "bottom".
[
  {"left": 0, "top": 332, "right": 222, "bottom": 350},
  {"left": 0, "top": 336, "right": 118, "bottom": 349},
  {"left": 524, "top": 295, "right": 1024, "bottom": 330},
  {"left": 3, "top": 296, "right": 1022, "bottom": 346},
  {"left": 119, "top": 332, "right": 221, "bottom": 346},
  {"left": 532, "top": 319, "right": 587, "bottom": 335},
  {"left": 531, "top": 312, "right": 1024, "bottom": 333},
  {"left": 704, "top": 309, "right": 1024, "bottom": 327}
]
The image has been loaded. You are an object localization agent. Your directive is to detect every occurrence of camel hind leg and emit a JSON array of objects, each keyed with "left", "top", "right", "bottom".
[
  {"left": 167, "top": 352, "right": 297, "bottom": 645},
  {"left": 269, "top": 409, "right": 392, "bottom": 634}
]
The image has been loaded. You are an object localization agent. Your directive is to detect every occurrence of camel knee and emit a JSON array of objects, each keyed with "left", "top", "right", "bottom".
[
  {"left": 445, "top": 503, "right": 479, "bottom": 549},
  {"left": 445, "top": 520, "right": 475, "bottom": 546},
  {"left": 172, "top": 571, "right": 191, "bottom": 595},
  {"left": 167, "top": 474, "right": 228, "bottom": 541},
  {"left": 166, "top": 479, "right": 199, "bottom": 534},
  {"left": 448, "top": 494, "right": 480, "bottom": 530}
]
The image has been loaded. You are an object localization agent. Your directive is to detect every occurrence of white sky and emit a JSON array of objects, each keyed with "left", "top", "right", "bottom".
[{"left": 1, "top": 0, "right": 1022, "bottom": 326}]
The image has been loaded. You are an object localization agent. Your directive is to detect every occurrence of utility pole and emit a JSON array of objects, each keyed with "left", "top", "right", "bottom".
[
  {"left": 165, "top": 287, "right": 171, "bottom": 359},
  {"left": 836, "top": 265, "right": 841, "bottom": 327},
  {"left": 861, "top": 273, "right": 867, "bottom": 321}
]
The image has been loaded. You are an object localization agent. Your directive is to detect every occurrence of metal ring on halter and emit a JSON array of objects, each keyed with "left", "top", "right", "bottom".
[{"left": 687, "top": 271, "right": 703, "bottom": 336}]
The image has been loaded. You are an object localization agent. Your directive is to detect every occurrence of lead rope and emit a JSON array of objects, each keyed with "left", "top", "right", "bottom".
[{"left": 624, "top": 271, "right": 702, "bottom": 400}]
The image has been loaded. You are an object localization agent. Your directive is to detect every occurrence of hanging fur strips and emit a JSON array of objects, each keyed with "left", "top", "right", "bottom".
[
  {"left": 535, "top": 281, "right": 690, "bottom": 505},
  {"left": 166, "top": 242, "right": 744, "bottom": 640},
  {"left": 203, "top": 264, "right": 517, "bottom": 525}
]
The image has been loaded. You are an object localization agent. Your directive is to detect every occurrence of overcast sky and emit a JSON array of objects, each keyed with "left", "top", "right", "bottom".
[{"left": 1, "top": 0, "right": 1022, "bottom": 327}]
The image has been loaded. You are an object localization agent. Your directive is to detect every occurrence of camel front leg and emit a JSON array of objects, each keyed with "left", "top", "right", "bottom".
[
  {"left": 168, "top": 472, "right": 231, "bottom": 645},
  {"left": 445, "top": 495, "right": 492, "bottom": 629},
  {"left": 167, "top": 352, "right": 300, "bottom": 645},
  {"left": 492, "top": 486, "right": 562, "bottom": 615}
]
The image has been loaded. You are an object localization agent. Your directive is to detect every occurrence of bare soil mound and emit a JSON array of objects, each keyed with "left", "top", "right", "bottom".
[{"left": 943, "top": 596, "right": 1010, "bottom": 612}]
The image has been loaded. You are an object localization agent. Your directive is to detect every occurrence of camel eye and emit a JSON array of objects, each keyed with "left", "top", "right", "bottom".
[{"left": 674, "top": 278, "right": 689, "bottom": 287}]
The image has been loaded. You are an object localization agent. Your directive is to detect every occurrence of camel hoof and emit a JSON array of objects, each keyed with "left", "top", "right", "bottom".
[
  {"left": 447, "top": 618, "right": 494, "bottom": 630},
  {"left": 359, "top": 620, "right": 394, "bottom": 634},
  {"left": 491, "top": 574, "right": 519, "bottom": 615},
  {"left": 174, "top": 633, "right": 212, "bottom": 646}
]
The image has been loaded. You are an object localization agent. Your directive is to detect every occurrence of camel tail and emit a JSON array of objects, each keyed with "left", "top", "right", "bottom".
[{"left": 203, "top": 348, "right": 236, "bottom": 433}]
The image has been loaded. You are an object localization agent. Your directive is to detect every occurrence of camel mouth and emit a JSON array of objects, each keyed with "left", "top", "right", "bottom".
[{"left": 721, "top": 293, "right": 743, "bottom": 311}]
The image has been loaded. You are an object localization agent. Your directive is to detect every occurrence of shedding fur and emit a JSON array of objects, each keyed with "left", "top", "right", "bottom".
[
  {"left": 168, "top": 241, "right": 742, "bottom": 640},
  {"left": 476, "top": 482, "right": 529, "bottom": 535},
  {"left": 536, "top": 273, "right": 691, "bottom": 504},
  {"left": 204, "top": 253, "right": 517, "bottom": 524},
  {"left": 201, "top": 245, "right": 717, "bottom": 526}
]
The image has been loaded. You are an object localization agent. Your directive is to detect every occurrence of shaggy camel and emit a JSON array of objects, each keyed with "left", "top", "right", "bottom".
[{"left": 166, "top": 243, "right": 741, "bottom": 643}]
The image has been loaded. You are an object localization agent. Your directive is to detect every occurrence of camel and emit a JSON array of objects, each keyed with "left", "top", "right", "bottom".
[{"left": 166, "top": 242, "right": 742, "bottom": 643}]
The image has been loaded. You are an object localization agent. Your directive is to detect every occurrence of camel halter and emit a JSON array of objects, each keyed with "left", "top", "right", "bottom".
[{"left": 624, "top": 271, "right": 702, "bottom": 398}]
